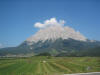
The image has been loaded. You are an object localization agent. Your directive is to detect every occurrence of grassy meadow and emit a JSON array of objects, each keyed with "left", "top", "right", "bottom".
[{"left": 0, "top": 56, "right": 100, "bottom": 75}]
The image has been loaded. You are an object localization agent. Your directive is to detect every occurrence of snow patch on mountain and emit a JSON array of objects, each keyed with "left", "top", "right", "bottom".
[{"left": 26, "top": 25, "right": 87, "bottom": 45}]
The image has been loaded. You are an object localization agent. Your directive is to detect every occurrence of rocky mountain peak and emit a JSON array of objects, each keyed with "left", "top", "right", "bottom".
[{"left": 26, "top": 25, "right": 87, "bottom": 44}]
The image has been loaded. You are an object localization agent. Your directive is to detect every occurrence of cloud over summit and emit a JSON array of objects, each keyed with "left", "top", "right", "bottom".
[{"left": 34, "top": 18, "right": 65, "bottom": 28}]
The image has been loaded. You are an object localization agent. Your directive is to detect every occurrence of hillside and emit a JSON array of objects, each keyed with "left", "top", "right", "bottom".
[{"left": 0, "top": 25, "right": 100, "bottom": 57}]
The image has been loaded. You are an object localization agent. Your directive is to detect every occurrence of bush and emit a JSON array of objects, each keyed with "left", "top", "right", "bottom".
[{"left": 36, "top": 52, "right": 51, "bottom": 56}]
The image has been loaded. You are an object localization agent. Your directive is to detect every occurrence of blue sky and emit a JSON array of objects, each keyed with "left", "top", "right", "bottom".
[{"left": 0, "top": 0, "right": 100, "bottom": 47}]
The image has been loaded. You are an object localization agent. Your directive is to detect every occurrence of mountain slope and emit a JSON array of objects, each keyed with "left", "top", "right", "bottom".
[{"left": 26, "top": 25, "right": 87, "bottom": 45}]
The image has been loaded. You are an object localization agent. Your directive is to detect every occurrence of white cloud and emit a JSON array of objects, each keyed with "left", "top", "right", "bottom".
[{"left": 34, "top": 18, "right": 65, "bottom": 28}]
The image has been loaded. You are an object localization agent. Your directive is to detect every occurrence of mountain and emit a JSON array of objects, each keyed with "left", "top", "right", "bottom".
[{"left": 0, "top": 25, "right": 100, "bottom": 57}]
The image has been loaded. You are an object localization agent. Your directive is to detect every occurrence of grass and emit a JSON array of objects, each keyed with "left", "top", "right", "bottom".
[{"left": 0, "top": 56, "right": 100, "bottom": 75}]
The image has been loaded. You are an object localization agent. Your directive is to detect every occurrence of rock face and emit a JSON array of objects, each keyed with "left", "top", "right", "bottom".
[{"left": 26, "top": 25, "right": 87, "bottom": 45}]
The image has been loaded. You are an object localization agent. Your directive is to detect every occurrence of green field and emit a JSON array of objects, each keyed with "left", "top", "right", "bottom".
[{"left": 0, "top": 57, "right": 100, "bottom": 75}]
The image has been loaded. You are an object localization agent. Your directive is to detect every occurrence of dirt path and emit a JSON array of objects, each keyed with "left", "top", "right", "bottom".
[{"left": 64, "top": 72, "right": 100, "bottom": 75}]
